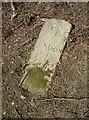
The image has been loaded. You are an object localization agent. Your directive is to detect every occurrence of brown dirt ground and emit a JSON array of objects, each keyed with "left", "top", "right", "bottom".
[{"left": 2, "top": 2, "right": 88, "bottom": 119}]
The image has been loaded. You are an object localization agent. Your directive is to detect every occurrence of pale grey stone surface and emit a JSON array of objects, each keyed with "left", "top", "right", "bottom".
[{"left": 22, "top": 19, "right": 72, "bottom": 95}]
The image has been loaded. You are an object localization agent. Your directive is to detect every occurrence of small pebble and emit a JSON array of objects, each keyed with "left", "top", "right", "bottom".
[
  {"left": 8, "top": 45, "right": 11, "bottom": 48},
  {"left": 11, "top": 102, "right": 15, "bottom": 106},
  {"left": 3, "top": 111, "right": 6, "bottom": 115},
  {"left": 10, "top": 71, "right": 14, "bottom": 74},
  {"left": 20, "top": 95, "right": 26, "bottom": 100},
  {"left": 74, "top": 56, "right": 77, "bottom": 59}
]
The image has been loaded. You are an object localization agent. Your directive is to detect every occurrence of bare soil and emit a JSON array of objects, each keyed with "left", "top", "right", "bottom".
[{"left": 2, "top": 2, "right": 88, "bottom": 119}]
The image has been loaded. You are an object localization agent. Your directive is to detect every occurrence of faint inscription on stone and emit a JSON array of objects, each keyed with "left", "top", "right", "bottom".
[{"left": 22, "top": 19, "right": 72, "bottom": 95}]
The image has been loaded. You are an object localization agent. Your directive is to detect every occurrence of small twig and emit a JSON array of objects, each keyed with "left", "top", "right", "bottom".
[
  {"left": 15, "top": 108, "right": 24, "bottom": 120},
  {"left": 18, "top": 39, "right": 32, "bottom": 49},
  {"left": 83, "top": 110, "right": 89, "bottom": 117},
  {"left": 11, "top": 21, "right": 24, "bottom": 31},
  {"left": 11, "top": 0, "right": 15, "bottom": 11},
  {"left": 33, "top": 23, "right": 43, "bottom": 29},
  {"left": 37, "top": 97, "right": 89, "bottom": 101},
  {"left": 19, "top": 70, "right": 28, "bottom": 86},
  {"left": 10, "top": 0, "right": 17, "bottom": 21}
]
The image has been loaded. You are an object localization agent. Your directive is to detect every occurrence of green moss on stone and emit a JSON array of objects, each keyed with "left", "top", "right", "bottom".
[{"left": 23, "top": 67, "right": 51, "bottom": 91}]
